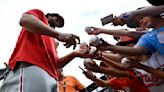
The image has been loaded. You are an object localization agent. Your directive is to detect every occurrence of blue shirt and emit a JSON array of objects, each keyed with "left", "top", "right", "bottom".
[{"left": 136, "top": 27, "right": 164, "bottom": 55}]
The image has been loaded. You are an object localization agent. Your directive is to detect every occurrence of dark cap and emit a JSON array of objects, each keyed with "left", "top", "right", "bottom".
[{"left": 146, "top": 0, "right": 164, "bottom": 6}]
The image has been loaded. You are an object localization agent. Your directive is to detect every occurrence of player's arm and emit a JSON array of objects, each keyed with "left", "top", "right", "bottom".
[
  {"left": 20, "top": 12, "right": 80, "bottom": 49},
  {"left": 57, "top": 52, "right": 77, "bottom": 68},
  {"left": 20, "top": 14, "right": 60, "bottom": 38},
  {"left": 57, "top": 48, "right": 93, "bottom": 68}
]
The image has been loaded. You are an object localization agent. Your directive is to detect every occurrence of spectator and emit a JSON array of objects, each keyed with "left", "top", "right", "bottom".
[
  {"left": 83, "top": 36, "right": 149, "bottom": 92},
  {"left": 92, "top": 15, "right": 164, "bottom": 57},
  {"left": 58, "top": 69, "right": 87, "bottom": 92}
]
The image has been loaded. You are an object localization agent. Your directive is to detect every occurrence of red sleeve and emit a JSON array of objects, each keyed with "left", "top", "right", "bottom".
[{"left": 24, "top": 9, "right": 45, "bottom": 20}]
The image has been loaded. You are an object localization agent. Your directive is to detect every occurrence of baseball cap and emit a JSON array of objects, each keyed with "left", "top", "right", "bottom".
[
  {"left": 146, "top": 0, "right": 164, "bottom": 6},
  {"left": 114, "top": 36, "right": 138, "bottom": 46}
]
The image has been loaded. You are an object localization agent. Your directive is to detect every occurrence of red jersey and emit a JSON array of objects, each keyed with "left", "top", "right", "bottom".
[
  {"left": 9, "top": 9, "right": 59, "bottom": 79},
  {"left": 108, "top": 71, "right": 149, "bottom": 92}
]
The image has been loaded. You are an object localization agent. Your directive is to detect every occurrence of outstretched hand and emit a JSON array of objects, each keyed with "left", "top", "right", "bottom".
[
  {"left": 74, "top": 43, "right": 102, "bottom": 59},
  {"left": 57, "top": 32, "right": 80, "bottom": 49},
  {"left": 83, "top": 70, "right": 97, "bottom": 81},
  {"left": 84, "top": 59, "right": 100, "bottom": 73},
  {"left": 85, "top": 26, "right": 101, "bottom": 35},
  {"left": 63, "top": 34, "right": 80, "bottom": 49},
  {"left": 95, "top": 38, "right": 111, "bottom": 51},
  {"left": 74, "top": 43, "right": 92, "bottom": 58}
]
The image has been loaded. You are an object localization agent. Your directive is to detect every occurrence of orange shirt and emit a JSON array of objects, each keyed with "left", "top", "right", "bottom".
[{"left": 59, "top": 76, "right": 85, "bottom": 92}]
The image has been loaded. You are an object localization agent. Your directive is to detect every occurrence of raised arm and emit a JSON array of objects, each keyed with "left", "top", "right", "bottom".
[
  {"left": 101, "top": 56, "right": 128, "bottom": 71},
  {"left": 86, "top": 27, "right": 144, "bottom": 39},
  {"left": 121, "top": 5, "right": 164, "bottom": 20},
  {"left": 99, "top": 29, "right": 143, "bottom": 39},
  {"left": 131, "top": 5, "right": 164, "bottom": 17},
  {"left": 95, "top": 39, "right": 148, "bottom": 56},
  {"left": 20, "top": 12, "right": 80, "bottom": 49},
  {"left": 20, "top": 14, "right": 60, "bottom": 38},
  {"left": 101, "top": 52, "right": 123, "bottom": 62},
  {"left": 84, "top": 60, "right": 133, "bottom": 78}
]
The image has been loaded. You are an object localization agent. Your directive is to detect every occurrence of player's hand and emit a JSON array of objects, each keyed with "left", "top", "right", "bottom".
[{"left": 57, "top": 32, "right": 80, "bottom": 49}]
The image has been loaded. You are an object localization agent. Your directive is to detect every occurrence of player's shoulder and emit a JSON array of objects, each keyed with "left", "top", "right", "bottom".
[
  {"left": 27, "top": 9, "right": 44, "bottom": 14},
  {"left": 24, "top": 9, "right": 45, "bottom": 19}
]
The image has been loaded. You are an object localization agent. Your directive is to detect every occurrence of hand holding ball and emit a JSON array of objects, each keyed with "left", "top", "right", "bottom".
[
  {"left": 84, "top": 58, "right": 97, "bottom": 69},
  {"left": 89, "top": 35, "right": 102, "bottom": 47}
]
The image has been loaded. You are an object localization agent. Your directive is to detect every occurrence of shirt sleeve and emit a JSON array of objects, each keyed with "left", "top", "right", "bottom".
[
  {"left": 136, "top": 33, "right": 155, "bottom": 54},
  {"left": 24, "top": 9, "right": 45, "bottom": 20}
]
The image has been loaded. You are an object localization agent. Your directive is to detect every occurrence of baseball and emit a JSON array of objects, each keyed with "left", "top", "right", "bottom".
[
  {"left": 85, "top": 27, "right": 94, "bottom": 33},
  {"left": 89, "top": 47, "right": 97, "bottom": 54},
  {"left": 84, "top": 58, "right": 96, "bottom": 68},
  {"left": 121, "top": 58, "right": 130, "bottom": 68},
  {"left": 89, "top": 35, "right": 101, "bottom": 47}
]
